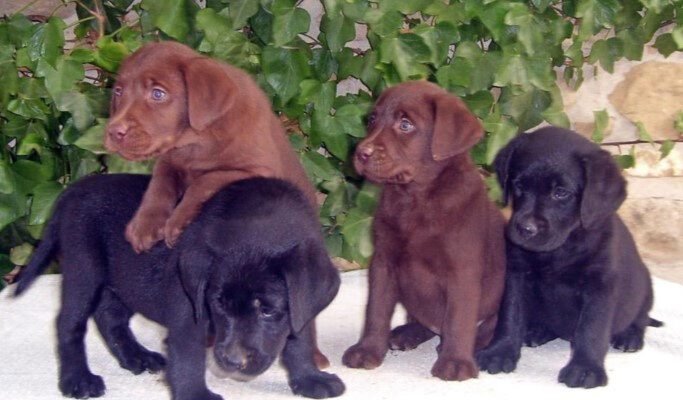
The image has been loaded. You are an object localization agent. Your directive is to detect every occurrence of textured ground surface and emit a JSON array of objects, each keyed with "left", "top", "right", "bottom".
[{"left": 1, "top": 270, "right": 681, "bottom": 400}]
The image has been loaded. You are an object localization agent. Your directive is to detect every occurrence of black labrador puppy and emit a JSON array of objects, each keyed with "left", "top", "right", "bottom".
[
  {"left": 476, "top": 127, "right": 661, "bottom": 388},
  {"left": 14, "top": 174, "right": 344, "bottom": 400}
]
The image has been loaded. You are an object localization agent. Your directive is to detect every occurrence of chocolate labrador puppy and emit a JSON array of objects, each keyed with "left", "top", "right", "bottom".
[
  {"left": 104, "top": 41, "right": 316, "bottom": 252},
  {"left": 14, "top": 174, "right": 343, "bottom": 400},
  {"left": 342, "top": 81, "right": 506, "bottom": 381},
  {"left": 476, "top": 127, "right": 661, "bottom": 388}
]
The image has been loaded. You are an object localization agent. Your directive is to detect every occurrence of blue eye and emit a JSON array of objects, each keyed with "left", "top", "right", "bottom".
[
  {"left": 398, "top": 118, "right": 414, "bottom": 133},
  {"left": 151, "top": 88, "right": 166, "bottom": 101}
]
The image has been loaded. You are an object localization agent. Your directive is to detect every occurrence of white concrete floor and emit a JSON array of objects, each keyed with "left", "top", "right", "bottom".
[{"left": 1, "top": 270, "right": 682, "bottom": 400}]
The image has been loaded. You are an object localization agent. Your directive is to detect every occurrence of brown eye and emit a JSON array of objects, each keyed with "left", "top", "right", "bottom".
[
  {"left": 367, "top": 113, "right": 376, "bottom": 128},
  {"left": 552, "top": 186, "right": 571, "bottom": 200}
]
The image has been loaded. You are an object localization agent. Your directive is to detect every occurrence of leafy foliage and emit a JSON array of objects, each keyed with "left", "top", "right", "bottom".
[{"left": 0, "top": 0, "right": 681, "bottom": 271}]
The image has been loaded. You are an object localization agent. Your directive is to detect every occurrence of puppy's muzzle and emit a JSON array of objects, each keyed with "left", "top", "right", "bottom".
[
  {"left": 514, "top": 217, "right": 547, "bottom": 239},
  {"left": 356, "top": 143, "right": 375, "bottom": 163}
]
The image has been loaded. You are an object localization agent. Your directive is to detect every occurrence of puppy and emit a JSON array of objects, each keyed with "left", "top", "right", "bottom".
[
  {"left": 342, "top": 81, "right": 506, "bottom": 381},
  {"left": 14, "top": 174, "right": 343, "bottom": 400},
  {"left": 104, "top": 41, "right": 316, "bottom": 252},
  {"left": 477, "top": 127, "right": 661, "bottom": 388}
]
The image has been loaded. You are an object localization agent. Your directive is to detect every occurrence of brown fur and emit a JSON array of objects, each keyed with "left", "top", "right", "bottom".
[
  {"left": 342, "top": 81, "right": 506, "bottom": 381},
  {"left": 105, "top": 41, "right": 316, "bottom": 253}
]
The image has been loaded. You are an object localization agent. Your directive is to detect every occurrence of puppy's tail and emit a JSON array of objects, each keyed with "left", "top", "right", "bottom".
[
  {"left": 649, "top": 318, "right": 664, "bottom": 328},
  {"left": 13, "top": 216, "right": 60, "bottom": 297}
]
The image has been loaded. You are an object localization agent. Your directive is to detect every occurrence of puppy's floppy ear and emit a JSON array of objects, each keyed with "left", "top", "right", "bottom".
[
  {"left": 181, "top": 57, "right": 238, "bottom": 131},
  {"left": 282, "top": 243, "right": 341, "bottom": 333},
  {"left": 430, "top": 93, "right": 483, "bottom": 161},
  {"left": 580, "top": 149, "right": 626, "bottom": 228},
  {"left": 176, "top": 248, "right": 215, "bottom": 322},
  {"left": 493, "top": 134, "right": 524, "bottom": 206}
]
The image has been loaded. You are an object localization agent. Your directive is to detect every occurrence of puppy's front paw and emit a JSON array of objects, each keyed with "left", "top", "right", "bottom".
[
  {"left": 126, "top": 211, "right": 167, "bottom": 253},
  {"left": 431, "top": 357, "right": 478, "bottom": 381},
  {"left": 119, "top": 349, "right": 166, "bottom": 375},
  {"left": 476, "top": 341, "right": 520, "bottom": 374},
  {"left": 290, "top": 371, "right": 345, "bottom": 399},
  {"left": 558, "top": 360, "right": 607, "bottom": 388},
  {"left": 342, "top": 343, "right": 385, "bottom": 369},
  {"left": 163, "top": 213, "right": 191, "bottom": 248},
  {"left": 59, "top": 371, "right": 105, "bottom": 399}
]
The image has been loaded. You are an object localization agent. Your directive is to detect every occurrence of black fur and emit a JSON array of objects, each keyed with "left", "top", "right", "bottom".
[
  {"left": 15, "top": 174, "right": 344, "bottom": 400},
  {"left": 477, "top": 127, "right": 660, "bottom": 389}
]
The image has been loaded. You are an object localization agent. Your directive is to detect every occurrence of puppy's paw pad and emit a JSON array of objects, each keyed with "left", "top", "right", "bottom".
[
  {"left": 611, "top": 326, "right": 645, "bottom": 352},
  {"left": 341, "top": 344, "right": 384, "bottom": 369},
  {"left": 431, "top": 358, "right": 478, "bottom": 381},
  {"left": 121, "top": 350, "right": 166, "bottom": 374},
  {"left": 59, "top": 372, "right": 105, "bottom": 399},
  {"left": 476, "top": 344, "right": 520, "bottom": 374},
  {"left": 290, "top": 372, "right": 345, "bottom": 399},
  {"left": 389, "top": 323, "right": 434, "bottom": 351},
  {"left": 559, "top": 361, "right": 607, "bottom": 388}
]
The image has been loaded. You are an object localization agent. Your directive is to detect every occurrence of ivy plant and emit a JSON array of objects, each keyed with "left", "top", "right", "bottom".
[{"left": 1, "top": 0, "right": 681, "bottom": 286}]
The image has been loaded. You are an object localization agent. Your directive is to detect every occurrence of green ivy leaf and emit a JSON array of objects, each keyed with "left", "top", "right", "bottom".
[
  {"left": 36, "top": 57, "right": 85, "bottom": 101},
  {"left": 301, "top": 150, "right": 342, "bottom": 182},
  {"left": 654, "top": 33, "right": 678, "bottom": 57},
  {"left": 483, "top": 117, "right": 518, "bottom": 164},
  {"left": 499, "top": 87, "right": 552, "bottom": 131},
  {"left": 312, "top": 109, "right": 350, "bottom": 160},
  {"left": 10, "top": 243, "right": 34, "bottom": 266},
  {"left": 28, "top": 17, "right": 66, "bottom": 67},
  {"left": 613, "top": 154, "right": 635, "bottom": 169},
  {"left": 414, "top": 22, "right": 459, "bottom": 67},
  {"left": 74, "top": 120, "right": 107, "bottom": 154},
  {"left": 587, "top": 37, "right": 623, "bottom": 73},
  {"left": 272, "top": 7, "right": 310, "bottom": 46},
  {"left": 320, "top": 13, "right": 355, "bottom": 53},
  {"left": 28, "top": 182, "right": 63, "bottom": 226},
  {"left": 54, "top": 91, "right": 96, "bottom": 132},
  {"left": 340, "top": 206, "right": 374, "bottom": 265},
  {"left": 93, "top": 36, "right": 129, "bottom": 72},
  {"left": 635, "top": 121, "right": 653, "bottom": 142},
  {"left": 379, "top": 33, "right": 431, "bottom": 81},
  {"left": 228, "top": 0, "right": 260, "bottom": 29},
  {"left": 141, "top": 0, "right": 196, "bottom": 41},
  {"left": 592, "top": 109, "right": 609, "bottom": 143},
  {"left": 261, "top": 45, "right": 311, "bottom": 105},
  {"left": 0, "top": 191, "right": 27, "bottom": 231},
  {"left": 0, "top": 161, "right": 17, "bottom": 194},
  {"left": 674, "top": 111, "right": 683, "bottom": 133},
  {"left": 576, "top": 0, "right": 622, "bottom": 39},
  {"left": 659, "top": 140, "right": 675, "bottom": 159}
]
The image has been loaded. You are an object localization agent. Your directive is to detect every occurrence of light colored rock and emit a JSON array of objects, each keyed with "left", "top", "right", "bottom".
[
  {"left": 619, "top": 197, "right": 683, "bottom": 266},
  {"left": 609, "top": 62, "right": 683, "bottom": 140},
  {"left": 0, "top": 0, "right": 74, "bottom": 18},
  {"left": 562, "top": 45, "right": 683, "bottom": 143}
]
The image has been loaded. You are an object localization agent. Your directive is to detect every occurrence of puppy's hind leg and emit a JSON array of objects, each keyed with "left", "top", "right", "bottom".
[
  {"left": 57, "top": 263, "right": 106, "bottom": 398},
  {"left": 389, "top": 317, "right": 436, "bottom": 351},
  {"left": 94, "top": 288, "right": 166, "bottom": 374}
]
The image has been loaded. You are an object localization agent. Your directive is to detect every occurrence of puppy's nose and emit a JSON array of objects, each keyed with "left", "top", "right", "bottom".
[
  {"left": 516, "top": 220, "right": 539, "bottom": 238},
  {"left": 356, "top": 144, "right": 375, "bottom": 163},
  {"left": 107, "top": 121, "right": 128, "bottom": 141},
  {"left": 219, "top": 346, "right": 253, "bottom": 371}
]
